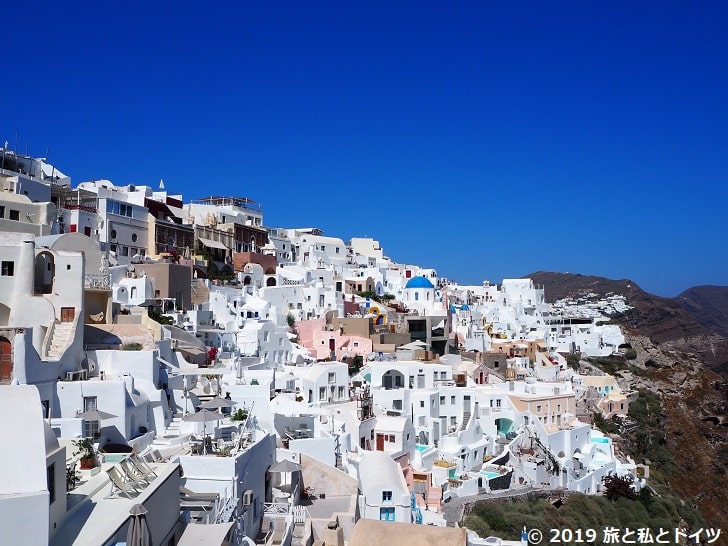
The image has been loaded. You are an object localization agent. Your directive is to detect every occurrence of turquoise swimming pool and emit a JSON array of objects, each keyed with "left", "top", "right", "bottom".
[
  {"left": 415, "top": 444, "right": 430, "bottom": 452},
  {"left": 591, "top": 437, "right": 610, "bottom": 444},
  {"left": 479, "top": 470, "right": 501, "bottom": 479}
]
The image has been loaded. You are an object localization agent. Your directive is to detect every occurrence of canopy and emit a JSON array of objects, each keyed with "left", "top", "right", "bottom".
[
  {"left": 183, "top": 409, "right": 225, "bottom": 423},
  {"left": 269, "top": 458, "right": 302, "bottom": 473},
  {"left": 177, "top": 522, "right": 235, "bottom": 546},
  {"left": 77, "top": 409, "right": 117, "bottom": 421},
  {"left": 200, "top": 397, "right": 237, "bottom": 410},
  {"left": 198, "top": 237, "right": 229, "bottom": 250}
]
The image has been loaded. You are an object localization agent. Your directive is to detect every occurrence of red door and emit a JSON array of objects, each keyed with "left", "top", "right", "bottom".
[
  {"left": 61, "top": 307, "right": 75, "bottom": 323},
  {"left": 376, "top": 434, "right": 385, "bottom": 451},
  {"left": 0, "top": 337, "right": 11, "bottom": 382}
]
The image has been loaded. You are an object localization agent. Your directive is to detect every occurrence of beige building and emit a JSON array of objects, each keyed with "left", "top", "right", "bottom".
[
  {"left": 142, "top": 261, "right": 193, "bottom": 311},
  {"left": 508, "top": 387, "right": 576, "bottom": 433}
]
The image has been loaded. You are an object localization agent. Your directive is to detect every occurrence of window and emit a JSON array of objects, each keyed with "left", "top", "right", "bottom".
[
  {"left": 47, "top": 464, "right": 56, "bottom": 504},
  {"left": 557, "top": 404, "right": 561, "bottom": 412},
  {"left": 110, "top": 229, "right": 117, "bottom": 239},
  {"left": 451, "top": 396, "right": 456, "bottom": 404},
  {"left": 9, "top": 209, "right": 19, "bottom": 221},
  {"left": 420, "top": 400, "right": 425, "bottom": 408},
  {"left": 84, "top": 419, "right": 100, "bottom": 439},
  {"left": 319, "top": 387, "right": 326, "bottom": 401},
  {"left": 496, "top": 399, "right": 501, "bottom": 408},
  {"left": 382, "top": 491, "right": 392, "bottom": 502},
  {"left": 440, "top": 396, "right": 445, "bottom": 405},
  {"left": 389, "top": 434, "right": 395, "bottom": 442},
  {"left": 1, "top": 261, "right": 14, "bottom": 276},
  {"left": 338, "top": 386, "right": 345, "bottom": 399},
  {"left": 328, "top": 372, "right": 336, "bottom": 384},
  {"left": 393, "top": 400, "right": 402, "bottom": 410},
  {"left": 380, "top": 507, "right": 395, "bottom": 521},
  {"left": 0, "top": 206, "right": 4, "bottom": 218},
  {"left": 131, "top": 233, "right": 137, "bottom": 242},
  {"left": 335, "top": 247, "right": 340, "bottom": 254},
  {"left": 536, "top": 405, "right": 542, "bottom": 413}
]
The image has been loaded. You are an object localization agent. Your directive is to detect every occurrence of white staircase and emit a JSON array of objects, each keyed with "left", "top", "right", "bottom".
[{"left": 47, "top": 322, "right": 74, "bottom": 360}]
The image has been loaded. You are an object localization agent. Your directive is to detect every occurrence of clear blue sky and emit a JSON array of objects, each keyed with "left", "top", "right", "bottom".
[{"left": 3, "top": 1, "right": 727, "bottom": 297}]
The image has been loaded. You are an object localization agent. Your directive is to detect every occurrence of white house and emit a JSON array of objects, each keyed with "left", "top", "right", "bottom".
[{"left": 357, "top": 451, "right": 411, "bottom": 523}]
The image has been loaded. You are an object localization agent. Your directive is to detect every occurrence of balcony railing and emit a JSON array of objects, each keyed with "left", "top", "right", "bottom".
[{"left": 84, "top": 274, "right": 111, "bottom": 290}]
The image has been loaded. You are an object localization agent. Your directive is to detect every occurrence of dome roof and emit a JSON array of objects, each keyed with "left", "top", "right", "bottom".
[{"left": 405, "top": 276, "right": 434, "bottom": 289}]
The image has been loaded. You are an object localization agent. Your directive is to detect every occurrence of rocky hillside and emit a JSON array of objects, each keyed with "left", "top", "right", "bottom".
[
  {"left": 611, "top": 330, "right": 728, "bottom": 530},
  {"left": 527, "top": 272, "right": 728, "bottom": 377},
  {"left": 523, "top": 272, "right": 728, "bottom": 529}
]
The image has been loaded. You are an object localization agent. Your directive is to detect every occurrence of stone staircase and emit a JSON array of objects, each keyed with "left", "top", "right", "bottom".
[
  {"left": 456, "top": 410, "right": 471, "bottom": 433},
  {"left": 47, "top": 321, "right": 74, "bottom": 360}
]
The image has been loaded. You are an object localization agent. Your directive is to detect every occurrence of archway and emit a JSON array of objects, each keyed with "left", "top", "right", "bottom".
[
  {"left": 243, "top": 276, "right": 252, "bottom": 286},
  {"left": 34, "top": 251, "right": 55, "bottom": 295},
  {"left": 266, "top": 277, "right": 277, "bottom": 287},
  {"left": 495, "top": 417, "right": 514, "bottom": 435},
  {"left": 382, "top": 369, "right": 405, "bottom": 389}
]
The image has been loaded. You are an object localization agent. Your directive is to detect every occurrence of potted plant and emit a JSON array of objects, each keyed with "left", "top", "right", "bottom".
[
  {"left": 73, "top": 438, "right": 97, "bottom": 469},
  {"left": 230, "top": 408, "right": 248, "bottom": 422}
]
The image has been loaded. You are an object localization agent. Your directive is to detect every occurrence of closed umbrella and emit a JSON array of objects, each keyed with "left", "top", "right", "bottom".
[
  {"left": 127, "top": 503, "right": 151, "bottom": 546},
  {"left": 183, "top": 409, "right": 224, "bottom": 454}
]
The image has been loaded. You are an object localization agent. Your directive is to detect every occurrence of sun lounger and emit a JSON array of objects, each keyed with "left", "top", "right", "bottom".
[
  {"left": 106, "top": 467, "right": 141, "bottom": 499},
  {"left": 120, "top": 459, "right": 154, "bottom": 486},
  {"left": 130, "top": 454, "right": 158, "bottom": 478},
  {"left": 180, "top": 485, "right": 220, "bottom": 502}
]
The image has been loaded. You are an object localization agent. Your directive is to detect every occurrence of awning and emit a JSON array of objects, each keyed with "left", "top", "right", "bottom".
[
  {"left": 198, "top": 237, "right": 229, "bottom": 250},
  {"left": 177, "top": 522, "right": 234, "bottom": 546}
]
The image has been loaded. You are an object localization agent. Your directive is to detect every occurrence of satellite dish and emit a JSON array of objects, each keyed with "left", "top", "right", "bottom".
[
  {"left": 137, "top": 268, "right": 146, "bottom": 277},
  {"left": 127, "top": 264, "right": 135, "bottom": 272}
]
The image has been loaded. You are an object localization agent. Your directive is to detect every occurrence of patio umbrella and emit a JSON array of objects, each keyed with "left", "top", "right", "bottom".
[
  {"left": 183, "top": 409, "right": 224, "bottom": 453},
  {"left": 269, "top": 458, "right": 302, "bottom": 491},
  {"left": 76, "top": 409, "right": 118, "bottom": 421},
  {"left": 127, "top": 503, "right": 151, "bottom": 546},
  {"left": 200, "top": 397, "right": 237, "bottom": 410}
]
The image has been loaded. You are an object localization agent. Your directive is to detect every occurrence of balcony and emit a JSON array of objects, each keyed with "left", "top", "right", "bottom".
[{"left": 84, "top": 274, "right": 111, "bottom": 290}]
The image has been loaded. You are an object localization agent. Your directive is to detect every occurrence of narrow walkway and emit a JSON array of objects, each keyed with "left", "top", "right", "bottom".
[{"left": 441, "top": 486, "right": 542, "bottom": 527}]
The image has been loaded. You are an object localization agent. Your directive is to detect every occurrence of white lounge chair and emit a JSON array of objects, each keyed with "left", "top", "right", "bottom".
[
  {"left": 130, "top": 454, "right": 158, "bottom": 478},
  {"left": 106, "top": 467, "right": 140, "bottom": 499},
  {"left": 120, "top": 459, "right": 153, "bottom": 486}
]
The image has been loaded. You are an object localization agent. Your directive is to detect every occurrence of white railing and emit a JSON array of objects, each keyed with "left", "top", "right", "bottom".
[
  {"left": 84, "top": 273, "right": 111, "bottom": 290},
  {"left": 263, "top": 502, "right": 290, "bottom": 514}
]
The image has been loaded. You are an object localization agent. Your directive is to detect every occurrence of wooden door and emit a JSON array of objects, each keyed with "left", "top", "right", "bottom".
[
  {"left": 61, "top": 307, "right": 75, "bottom": 322},
  {"left": 376, "top": 433, "right": 385, "bottom": 451},
  {"left": 0, "top": 337, "right": 12, "bottom": 382}
]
